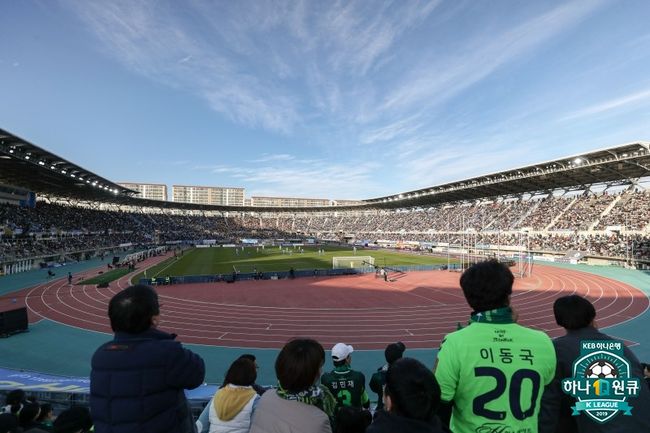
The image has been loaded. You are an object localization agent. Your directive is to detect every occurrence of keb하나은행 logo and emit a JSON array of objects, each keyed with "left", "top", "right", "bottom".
[{"left": 561, "top": 340, "right": 641, "bottom": 424}]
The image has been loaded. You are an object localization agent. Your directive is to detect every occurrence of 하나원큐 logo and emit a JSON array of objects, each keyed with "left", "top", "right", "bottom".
[{"left": 561, "top": 340, "right": 641, "bottom": 424}]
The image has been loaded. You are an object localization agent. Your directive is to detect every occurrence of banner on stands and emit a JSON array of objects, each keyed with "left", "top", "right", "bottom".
[{"left": 0, "top": 368, "right": 218, "bottom": 400}]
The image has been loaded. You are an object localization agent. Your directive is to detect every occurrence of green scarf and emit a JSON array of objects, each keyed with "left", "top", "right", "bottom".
[
  {"left": 276, "top": 384, "right": 337, "bottom": 426},
  {"left": 470, "top": 306, "right": 515, "bottom": 324},
  {"left": 457, "top": 307, "right": 516, "bottom": 329}
]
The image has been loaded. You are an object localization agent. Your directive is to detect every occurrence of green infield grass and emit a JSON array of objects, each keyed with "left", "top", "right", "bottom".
[
  {"left": 78, "top": 267, "right": 132, "bottom": 285},
  {"left": 140, "top": 245, "right": 455, "bottom": 278},
  {"left": 130, "top": 256, "right": 177, "bottom": 285}
]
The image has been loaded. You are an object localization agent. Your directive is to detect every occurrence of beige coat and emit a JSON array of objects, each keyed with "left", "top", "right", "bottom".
[{"left": 249, "top": 390, "right": 332, "bottom": 433}]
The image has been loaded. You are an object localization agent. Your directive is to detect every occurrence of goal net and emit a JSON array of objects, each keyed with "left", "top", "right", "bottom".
[{"left": 332, "top": 256, "right": 375, "bottom": 269}]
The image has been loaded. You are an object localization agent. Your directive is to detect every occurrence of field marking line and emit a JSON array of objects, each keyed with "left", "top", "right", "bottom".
[{"left": 151, "top": 255, "right": 182, "bottom": 278}]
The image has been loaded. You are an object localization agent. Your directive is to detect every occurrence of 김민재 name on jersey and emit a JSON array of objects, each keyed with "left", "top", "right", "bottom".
[
  {"left": 480, "top": 347, "right": 535, "bottom": 365},
  {"left": 581, "top": 341, "right": 622, "bottom": 351},
  {"left": 330, "top": 380, "right": 355, "bottom": 390}
]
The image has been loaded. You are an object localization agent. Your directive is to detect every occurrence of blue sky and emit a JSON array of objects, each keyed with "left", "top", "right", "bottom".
[{"left": 1, "top": 0, "right": 650, "bottom": 200}]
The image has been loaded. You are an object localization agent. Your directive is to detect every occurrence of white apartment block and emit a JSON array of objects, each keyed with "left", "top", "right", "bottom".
[
  {"left": 118, "top": 182, "right": 168, "bottom": 201},
  {"left": 251, "top": 196, "right": 331, "bottom": 207},
  {"left": 172, "top": 185, "right": 245, "bottom": 206}
]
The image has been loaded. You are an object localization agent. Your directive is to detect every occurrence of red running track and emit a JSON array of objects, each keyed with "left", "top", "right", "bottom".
[{"left": 4, "top": 256, "right": 648, "bottom": 350}]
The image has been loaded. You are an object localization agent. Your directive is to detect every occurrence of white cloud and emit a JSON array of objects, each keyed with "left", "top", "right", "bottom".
[
  {"left": 401, "top": 144, "right": 534, "bottom": 189},
  {"left": 65, "top": 0, "right": 300, "bottom": 133},
  {"left": 249, "top": 153, "right": 295, "bottom": 163},
  {"left": 379, "top": 0, "right": 608, "bottom": 114},
  {"left": 196, "top": 158, "right": 382, "bottom": 199},
  {"left": 559, "top": 88, "right": 650, "bottom": 121},
  {"left": 65, "top": 0, "right": 443, "bottom": 139},
  {"left": 360, "top": 115, "right": 424, "bottom": 144}
]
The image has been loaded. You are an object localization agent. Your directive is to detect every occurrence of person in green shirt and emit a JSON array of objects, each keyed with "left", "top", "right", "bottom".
[
  {"left": 321, "top": 343, "right": 370, "bottom": 409},
  {"left": 434, "top": 260, "right": 556, "bottom": 433}
]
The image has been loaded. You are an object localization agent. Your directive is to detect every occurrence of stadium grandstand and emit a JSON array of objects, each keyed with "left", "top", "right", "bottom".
[
  {"left": 2, "top": 129, "right": 650, "bottom": 271},
  {"left": 2, "top": 128, "right": 650, "bottom": 431}
]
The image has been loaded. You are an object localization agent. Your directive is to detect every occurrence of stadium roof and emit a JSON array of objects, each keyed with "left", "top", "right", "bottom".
[
  {"left": 365, "top": 142, "right": 650, "bottom": 209},
  {"left": 1, "top": 127, "right": 649, "bottom": 212},
  {"left": 0, "top": 129, "right": 134, "bottom": 200}
]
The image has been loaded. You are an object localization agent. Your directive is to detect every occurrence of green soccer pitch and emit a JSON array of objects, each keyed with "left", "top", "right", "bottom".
[{"left": 137, "top": 245, "right": 455, "bottom": 279}]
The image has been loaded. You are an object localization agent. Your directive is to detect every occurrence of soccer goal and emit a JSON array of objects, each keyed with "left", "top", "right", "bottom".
[{"left": 332, "top": 256, "right": 375, "bottom": 269}]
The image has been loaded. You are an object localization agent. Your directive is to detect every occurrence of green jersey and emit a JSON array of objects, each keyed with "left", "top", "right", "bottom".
[
  {"left": 321, "top": 365, "right": 370, "bottom": 408},
  {"left": 435, "top": 308, "right": 556, "bottom": 433}
]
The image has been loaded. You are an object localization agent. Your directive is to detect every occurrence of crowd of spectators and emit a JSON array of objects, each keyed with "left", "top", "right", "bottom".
[
  {"left": 552, "top": 193, "right": 615, "bottom": 230},
  {"left": 0, "top": 389, "right": 92, "bottom": 433},
  {"left": 596, "top": 191, "right": 650, "bottom": 230},
  {"left": 2, "top": 190, "right": 650, "bottom": 265}
]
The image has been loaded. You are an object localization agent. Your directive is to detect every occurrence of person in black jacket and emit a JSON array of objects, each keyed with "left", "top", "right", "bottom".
[
  {"left": 539, "top": 294, "right": 650, "bottom": 433},
  {"left": 369, "top": 341, "right": 405, "bottom": 412},
  {"left": 367, "top": 358, "right": 447, "bottom": 433},
  {"left": 90, "top": 285, "right": 205, "bottom": 433}
]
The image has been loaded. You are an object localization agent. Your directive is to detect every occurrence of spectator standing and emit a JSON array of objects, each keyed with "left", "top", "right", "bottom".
[
  {"left": 369, "top": 342, "right": 405, "bottom": 412},
  {"left": 434, "top": 260, "right": 556, "bottom": 433},
  {"left": 539, "top": 295, "right": 650, "bottom": 433},
  {"left": 250, "top": 338, "right": 336, "bottom": 433},
  {"left": 321, "top": 343, "right": 370, "bottom": 409},
  {"left": 90, "top": 284, "right": 205, "bottom": 433},
  {"left": 368, "top": 358, "right": 446, "bottom": 433}
]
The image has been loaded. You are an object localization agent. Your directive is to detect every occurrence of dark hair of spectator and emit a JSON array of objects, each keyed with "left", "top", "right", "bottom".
[
  {"left": 108, "top": 285, "right": 160, "bottom": 333},
  {"left": 52, "top": 406, "right": 93, "bottom": 433},
  {"left": 222, "top": 358, "right": 257, "bottom": 387},
  {"left": 4, "top": 389, "right": 25, "bottom": 415},
  {"left": 18, "top": 402, "right": 40, "bottom": 427},
  {"left": 239, "top": 354, "right": 256, "bottom": 362},
  {"left": 385, "top": 358, "right": 441, "bottom": 421},
  {"left": 35, "top": 403, "right": 53, "bottom": 422},
  {"left": 385, "top": 342, "right": 406, "bottom": 364},
  {"left": 4, "top": 390, "right": 25, "bottom": 406},
  {"left": 553, "top": 295, "right": 596, "bottom": 330},
  {"left": 459, "top": 260, "right": 513, "bottom": 312},
  {"left": 335, "top": 406, "right": 372, "bottom": 433},
  {"left": 275, "top": 338, "right": 325, "bottom": 393},
  {"left": 333, "top": 358, "right": 347, "bottom": 368}
]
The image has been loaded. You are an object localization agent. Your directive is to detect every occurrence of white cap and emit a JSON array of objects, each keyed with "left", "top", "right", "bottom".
[{"left": 331, "top": 343, "right": 354, "bottom": 362}]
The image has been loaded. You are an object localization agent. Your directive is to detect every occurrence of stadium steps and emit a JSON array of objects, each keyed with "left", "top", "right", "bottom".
[
  {"left": 483, "top": 204, "right": 512, "bottom": 230},
  {"left": 545, "top": 197, "right": 577, "bottom": 231},
  {"left": 590, "top": 194, "right": 623, "bottom": 231},
  {"left": 513, "top": 199, "right": 542, "bottom": 229}
]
